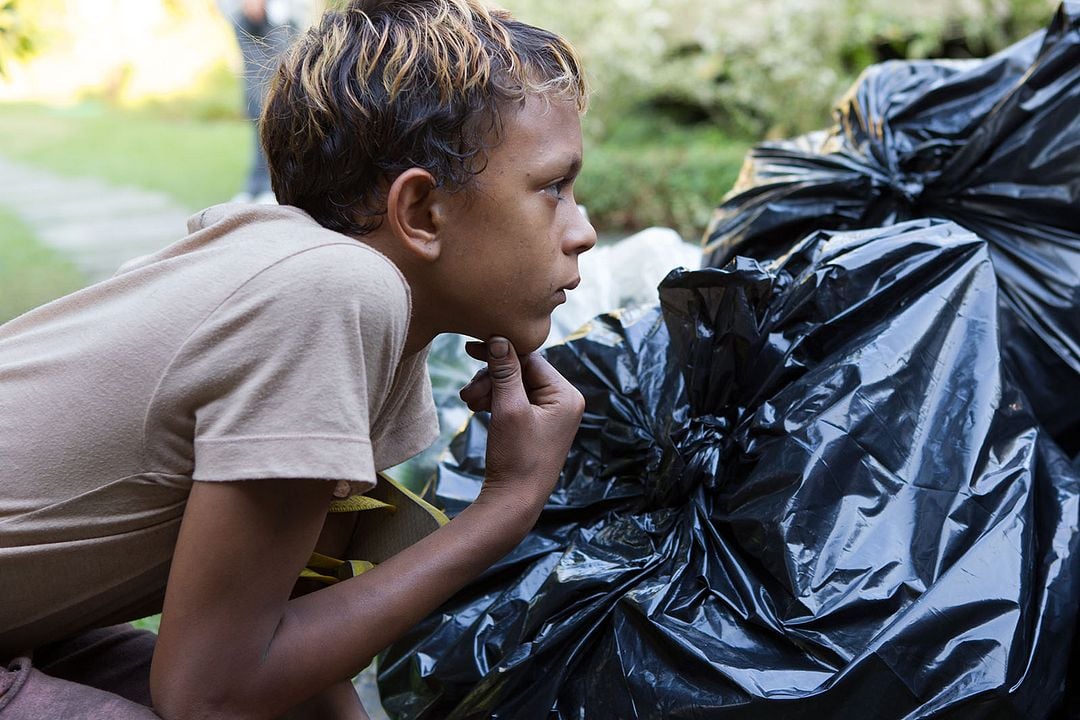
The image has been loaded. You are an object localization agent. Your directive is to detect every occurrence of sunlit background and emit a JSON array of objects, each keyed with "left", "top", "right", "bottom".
[{"left": 0, "top": 0, "right": 236, "bottom": 103}]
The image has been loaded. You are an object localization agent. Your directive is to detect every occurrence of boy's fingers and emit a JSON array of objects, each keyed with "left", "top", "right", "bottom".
[
  {"left": 519, "top": 353, "right": 585, "bottom": 421},
  {"left": 520, "top": 352, "right": 573, "bottom": 396},
  {"left": 464, "top": 341, "right": 487, "bottom": 362},
  {"left": 486, "top": 336, "right": 528, "bottom": 416},
  {"left": 461, "top": 342, "right": 572, "bottom": 414},
  {"left": 465, "top": 395, "right": 492, "bottom": 413},
  {"left": 459, "top": 370, "right": 492, "bottom": 411}
]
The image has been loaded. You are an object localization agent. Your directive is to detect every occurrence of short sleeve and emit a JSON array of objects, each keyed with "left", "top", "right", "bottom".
[
  {"left": 371, "top": 346, "right": 439, "bottom": 471},
  {"left": 155, "top": 244, "right": 411, "bottom": 488}
]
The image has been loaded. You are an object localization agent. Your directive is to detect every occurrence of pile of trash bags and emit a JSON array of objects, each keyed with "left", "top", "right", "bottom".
[
  {"left": 378, "top": 5, "right": 1080, "bottom": 718},
  {"left": 703, "top": 2, "right": 1080, "bottom": 455},
  {"left": 380, "top": 220, "right": 1079, "bottom": 719}
]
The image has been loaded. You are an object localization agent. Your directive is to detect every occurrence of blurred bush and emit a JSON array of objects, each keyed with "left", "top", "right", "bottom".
[
  {"left": 504, "top": 0, "right": 1059, "bottom": 139},
  {"left": 0, "top": 0, "right": 47, "bottom": 77},
  {"left": 119, "top": 61, "right": 243, "bottom": 122},
  {"left": 577, "top": 119, "right": 748, "bottom": 240},
  {"left": 0, "top": 0, "right": 237, "bottom": 105},
  {"left": 501, "top": 0, "right": 1057, "bottom": 238}
]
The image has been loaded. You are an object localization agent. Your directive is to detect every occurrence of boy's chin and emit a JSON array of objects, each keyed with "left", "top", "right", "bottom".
[
  {"left": 464, "top": 318, "right": 550, "bottom": 356},
  {"left": 505, "top": 333, "right": 544, "bottom": 356},
  {"left": 504, "top": 320, "right": 551, "bottom": 356}
]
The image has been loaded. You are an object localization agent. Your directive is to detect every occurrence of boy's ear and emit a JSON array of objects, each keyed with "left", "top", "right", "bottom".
[{"left": 386, "top": 168, "right": 446, "bottom": 263}]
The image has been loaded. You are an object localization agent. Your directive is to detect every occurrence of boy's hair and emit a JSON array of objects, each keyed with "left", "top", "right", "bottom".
[{"left": 261, "top": 0, "right": 587, "bottom": 236}]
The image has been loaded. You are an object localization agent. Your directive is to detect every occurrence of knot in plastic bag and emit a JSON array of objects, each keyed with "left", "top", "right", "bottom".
[
  {"left": 640, "top": 413, "right": 729, "bottom": 509},
  {"left": 872, "top": 172, "right": 926, "bottom": 209}
]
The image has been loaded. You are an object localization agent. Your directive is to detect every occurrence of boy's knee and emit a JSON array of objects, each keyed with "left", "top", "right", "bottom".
[{"left": 0, "top": 654, "right": 158, "bottom": 719}]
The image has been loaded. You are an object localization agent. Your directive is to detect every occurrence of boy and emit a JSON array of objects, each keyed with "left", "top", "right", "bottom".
[{"left": 0, "top": 1, "right": 596, "bottom": 717}]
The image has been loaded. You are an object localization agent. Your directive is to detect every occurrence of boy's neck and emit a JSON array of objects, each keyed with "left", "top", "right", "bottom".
[{"left": 355, "top": 228, "right": 440, "bottom": 358}]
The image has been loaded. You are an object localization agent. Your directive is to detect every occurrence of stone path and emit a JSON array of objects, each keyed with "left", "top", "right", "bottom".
[
  {"left": 0, "top": 157, "right": 193, "bottom": 283},
  {"left": 0, "top": 155, "right": 392, "bottom": 719}
]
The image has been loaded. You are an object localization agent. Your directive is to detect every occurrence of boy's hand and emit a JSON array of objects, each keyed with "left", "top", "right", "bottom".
[{"left": 459, "top": 337, "right": 584, "bottom": 511}]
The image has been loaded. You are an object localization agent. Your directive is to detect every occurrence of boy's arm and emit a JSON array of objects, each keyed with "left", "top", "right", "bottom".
[{"left": 150, "top": 341, "right": 584, "bottom": 720}]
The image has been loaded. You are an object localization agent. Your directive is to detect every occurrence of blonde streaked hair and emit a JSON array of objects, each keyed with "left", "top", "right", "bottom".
[{"left": 262, "top": 0, "right": 587, "bottom": 236}]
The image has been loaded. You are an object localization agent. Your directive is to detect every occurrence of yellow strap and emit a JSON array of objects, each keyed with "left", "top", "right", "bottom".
[
  {"left": 301, "top": 486, "right": 409, "bottom": 583},
  {"left": 328, "top": 494, "right": 395, "bottom": 514},
  {"left": 306, "top": 551, "right": 344, "bottom": 570},
  {"left": 344, "top": 559, "right": 375, "bottom": 577},
  {"left": 299, "top": 567, "right": 340, "bottom": 583},
  {"left": 301, "top": 553, "right": 376, "bottom": 585}
]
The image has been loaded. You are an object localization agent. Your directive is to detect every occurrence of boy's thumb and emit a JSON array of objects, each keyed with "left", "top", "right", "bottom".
[{"left": 486, "top": 336, "right": 526, "bottom": 413}]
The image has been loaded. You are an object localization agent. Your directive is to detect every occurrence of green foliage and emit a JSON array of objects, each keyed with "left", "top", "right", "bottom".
[
  {"left": 0, "top": 0, "right": 36, "bottom": 76},
  {"left": 0, "top": 0, "right": 67, "bottom": 75},
  {"left": 0, "top": 207, "right": 86, "bottom": 323},
  {"left": 504, "top": 0, "right": 1059, "bottom": 138},
  {"left": 131, "top": 614, "right": 161, "bottom": 633},
  {"left": 578, "top": 118, "right": 749, "bottom": 240}
]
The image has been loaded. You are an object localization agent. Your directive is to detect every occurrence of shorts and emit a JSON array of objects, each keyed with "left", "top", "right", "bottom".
[{"left": 0, "top": 624, "right": 159, "bottom": 718}]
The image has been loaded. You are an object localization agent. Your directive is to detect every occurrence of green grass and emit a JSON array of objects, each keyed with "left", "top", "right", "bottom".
[
  {"left": 131, "top": 614, "right": 161, "bottom": 634},
  {"left": 578, "top": 116, "right": 751, "bottom": 241},
  {"left": 0, "top": 101, "right": 249, "bottom": 211},
  {"left": 0, "top": 207, "right": 86, "bottom": 323},
  {"left": 0, "top": 100, "right": 249, "bottom": 323}
]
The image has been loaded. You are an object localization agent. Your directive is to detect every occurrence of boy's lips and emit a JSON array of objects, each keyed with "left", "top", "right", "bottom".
[{"left": 553, "top": 277, "right": 580, "bottom": 306}]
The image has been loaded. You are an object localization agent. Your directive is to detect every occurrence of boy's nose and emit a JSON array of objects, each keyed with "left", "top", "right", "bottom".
[{"left": 567, "top": 205, "right": 598, "bottom": 256}]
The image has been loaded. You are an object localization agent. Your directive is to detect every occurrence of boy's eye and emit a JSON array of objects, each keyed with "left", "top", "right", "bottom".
[{"left": 543, "top": 178, "right": 571, "bottom": 200}]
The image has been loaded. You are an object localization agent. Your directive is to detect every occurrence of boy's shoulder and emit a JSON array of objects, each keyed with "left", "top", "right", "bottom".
[
  {"left": 118, "top": 202, "right": 409, "bottom": 303},
  {"left": 0, "top": 202, "right": 419, "bottom": 364},
  {"left": 185, "top": 204, "right": 416, "bottom": 339}
]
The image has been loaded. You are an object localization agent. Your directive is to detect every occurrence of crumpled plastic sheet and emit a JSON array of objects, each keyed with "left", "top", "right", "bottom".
[
  {"left": 701, "top": 2, "right": 1080, "bottom": 455},
  {"left": 378, "top": 219, "right": 1080, "bottom": 719}
]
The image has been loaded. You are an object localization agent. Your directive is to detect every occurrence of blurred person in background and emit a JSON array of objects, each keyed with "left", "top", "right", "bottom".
[{"left": 217, "top": 0, "right": 314, "bottom": 204}]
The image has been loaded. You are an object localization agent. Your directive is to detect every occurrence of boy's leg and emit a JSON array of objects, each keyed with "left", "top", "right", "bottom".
[
  {"left": 31, "top": 623, "right": 157, "bottom": 707},
  {"left": 0, "top": 654, "right": 158, "bottom": 719}
]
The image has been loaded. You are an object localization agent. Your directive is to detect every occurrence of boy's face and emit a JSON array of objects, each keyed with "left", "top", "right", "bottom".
[{"left": 434, "top": 93, "right": 597, "bottom": 353}]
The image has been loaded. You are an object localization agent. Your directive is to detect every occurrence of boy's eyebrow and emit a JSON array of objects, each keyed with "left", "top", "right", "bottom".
[
  {"left": 544, "top": 154, "right": 581, "bottom": 178},
  {"left": 527, "top": 154, "right": 582, "bottom": 181}
]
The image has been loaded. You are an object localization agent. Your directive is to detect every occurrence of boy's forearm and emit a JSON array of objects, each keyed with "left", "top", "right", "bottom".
[
  {"left": 266, "top": 499, "right": 538, "bottom": 700},
  {"left": 157, "top": 494, "right": 539, "bottom": 720},
  {"left": 279, "top": 679, "right": 369, "bottom": 720},
  {"left": 154, "top": 347, "right": 581, "bottom": 720}
]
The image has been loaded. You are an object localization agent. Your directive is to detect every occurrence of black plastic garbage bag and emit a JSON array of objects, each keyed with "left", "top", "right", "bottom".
[
  {"left": 702, "top": 3, "right": 1080, "bottom": 454},
  {"left": 379, "top": 219, "right": 1080, "bottom": 719}
]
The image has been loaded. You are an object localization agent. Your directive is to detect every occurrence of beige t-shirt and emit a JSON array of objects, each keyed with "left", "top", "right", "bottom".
[{"left": 0, "top": 204, "right": 439, "bottom": 656}]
